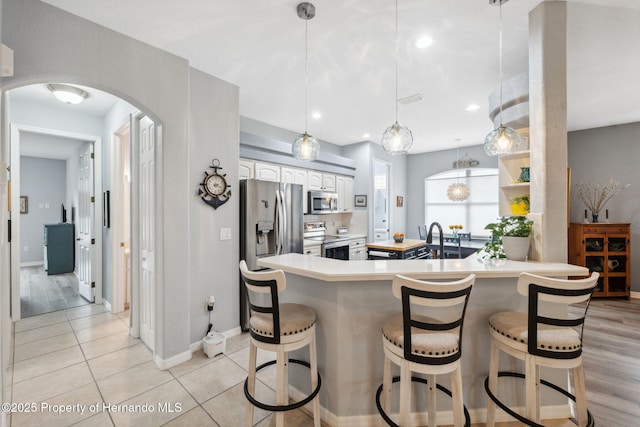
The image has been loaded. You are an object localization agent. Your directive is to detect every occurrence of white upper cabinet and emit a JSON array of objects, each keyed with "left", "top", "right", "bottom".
[
  {"left": 282, "top": 166, "right": 309, "bottom": 213},
  {"left": 254, "top": 162, "right": 280, "bottom": 182},
  {"left": 336, "top": 175, "right": 353, "bottom": 212},
  {"left": 322, "top": 174, "right": 336, "bottom": 192},
  {"left": 239, "top": 159, "right": 254, "bottom": 179},
  {"left": 307, "top": 171, "right": 323, "bottom": 191},
  {"left": 308, "top": 171, "right": 336, "bottom": 192}
]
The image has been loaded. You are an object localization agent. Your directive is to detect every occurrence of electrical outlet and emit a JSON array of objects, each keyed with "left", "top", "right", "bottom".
[
  {"left": 206, "top": 295, "right": 215, "bottom": 311},
  {"left": 24, "top": 246, "right": 29, "bottom": 252},
  {"left": 220, "top": 227, "right": 231, "bottom": 240}
]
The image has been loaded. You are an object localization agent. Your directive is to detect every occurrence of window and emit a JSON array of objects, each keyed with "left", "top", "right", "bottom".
[{"left": 425, "top": 168, "right": 498, "bottom": 238}]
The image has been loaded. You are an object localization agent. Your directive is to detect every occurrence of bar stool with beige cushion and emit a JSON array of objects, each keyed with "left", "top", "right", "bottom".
[
  {"left": 376, "top": 273, "right": 476, "bottom": 427},
  {"left": 239, "top": 260, "right": 321, "bottom": 427},
  {"left": 484, "top": 272, "right": 599, "bottom": 427}
]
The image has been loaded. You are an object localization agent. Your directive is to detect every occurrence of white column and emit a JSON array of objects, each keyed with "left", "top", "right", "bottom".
[{"left": 529, "top": 1, "right": 568, "bottom": 262}]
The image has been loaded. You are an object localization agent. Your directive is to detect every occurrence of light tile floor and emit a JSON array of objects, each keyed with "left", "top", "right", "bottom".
[{"left": 7, "top": 304, "right": 319, "bottom": 426}]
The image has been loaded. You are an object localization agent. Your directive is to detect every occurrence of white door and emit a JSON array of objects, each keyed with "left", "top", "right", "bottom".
[
  {"left": 139, "top": 116, "right": 155, "bottom": 351},
  {"left": 77, "top": 144, "right": 95, "bottom": 301},
  {"left": 373, "top": 160, "right": 390, "bottom": 241}
]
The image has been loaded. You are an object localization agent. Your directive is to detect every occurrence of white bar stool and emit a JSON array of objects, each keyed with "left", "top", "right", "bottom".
[
  {"left": 239, "top": 260, "right": 321, "bottom": 427},
  {"left": 376, "top": 273, "right": 476, "bottom": 427},
  {"left": 485, "top": 272, "right": 599, "bottom": 427}
]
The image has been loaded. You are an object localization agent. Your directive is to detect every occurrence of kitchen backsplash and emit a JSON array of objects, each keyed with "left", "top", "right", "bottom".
[{"left": 303, "top": 210, "right": 367, "bottom": 236}]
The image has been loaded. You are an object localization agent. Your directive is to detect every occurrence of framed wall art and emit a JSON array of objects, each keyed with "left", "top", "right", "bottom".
[{"left": 354, "top": 194, "right": 367, "bottom": 207}]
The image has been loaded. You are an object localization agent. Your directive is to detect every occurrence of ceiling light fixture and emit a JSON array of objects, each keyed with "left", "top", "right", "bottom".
[
  {"left": 448, "top": 139, "right": 471, "bottom": 201},
  {"left": 381, "top": 0, "right": 413, "bottom": 156},
  {"left": 47, "top": 83, "right": 89, "bottom": 104},
  {"left": 484, "top": 0, "right": 521, "bottom": 156},
  {"left": 292, "top": 2, "right": 320, "bottom": 161},
  {"left": 466, "top": 104, "right": 480, "bottom": 111},
  {"left": 312, "top": 112, "right": 322, "bottom": 119}
]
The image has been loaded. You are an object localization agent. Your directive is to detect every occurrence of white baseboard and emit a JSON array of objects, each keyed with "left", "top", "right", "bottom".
[
  {"left": 630, "top": 290, "right": 639, "bottom": 299},
  {"left": 154, "top": 349, "right": 192, "bottom": 370},
  {"left": 20, "top": 261, "right": 43, "bottom": 267}
]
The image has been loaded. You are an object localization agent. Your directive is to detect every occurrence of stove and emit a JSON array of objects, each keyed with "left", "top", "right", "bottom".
[{"left": 304, "top": 222, "right": 352, "bottom": 259}]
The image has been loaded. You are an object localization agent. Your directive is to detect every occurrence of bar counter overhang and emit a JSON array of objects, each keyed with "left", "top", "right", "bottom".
[{"left": 257, "top": 254, "right": 588, "bottom": 426}]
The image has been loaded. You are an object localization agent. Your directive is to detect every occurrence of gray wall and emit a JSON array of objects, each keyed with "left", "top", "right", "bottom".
[
  {"left": 568, "top": 122, "right": 640, "bottom": 291},
  {"left": 19, "top": 156, "right": 66, "bottom": 263},
  {"left": 3, "top": 0, "right": 231, "bottom": 362},
  {"left": 188, "top": 68, "right": 239, "bottom": 343},
  {"left": 406, "top": 144, "right": 499, "bottom": 239}
]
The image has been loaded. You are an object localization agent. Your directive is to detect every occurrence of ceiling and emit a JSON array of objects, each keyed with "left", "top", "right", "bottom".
[{"left": 13, "top": 0, "right": 640, "bottom": 154}]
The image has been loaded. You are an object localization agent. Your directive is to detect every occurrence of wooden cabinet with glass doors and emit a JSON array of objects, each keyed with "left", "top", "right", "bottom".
[{"left": 568, "top": 223, "right": 630, "bottom": 298}]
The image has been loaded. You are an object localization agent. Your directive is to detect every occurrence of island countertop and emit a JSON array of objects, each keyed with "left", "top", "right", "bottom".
[
  {"left": 365, "top": 238, "right": 426, "bottom": 251},
  {"left": 257, "top": 253, "right": 588, "bottom": 282},
  {"left": 257, "top": 253, "right": 587, "bottom": 423}
]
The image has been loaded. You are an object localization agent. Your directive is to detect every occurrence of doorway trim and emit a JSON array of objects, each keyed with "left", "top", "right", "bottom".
[
  {"left": 10, "top": 123, "right": 103, "bottom": 321},
  {"left": 110, "top": 119, "right": 130, "bottom": 314}
]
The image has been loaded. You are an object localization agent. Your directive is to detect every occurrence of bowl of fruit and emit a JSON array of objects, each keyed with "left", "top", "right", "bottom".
[{"left": 393, "top": 232, "right": 405, "bottom": 243}]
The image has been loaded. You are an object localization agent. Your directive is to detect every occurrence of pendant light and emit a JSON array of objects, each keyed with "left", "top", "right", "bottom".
[
  {"left": 447, "top": 139, "right": 471, "bottom": 201},
  {"left": 484, "top": 0, "right": 521, "bottom": 156},
  {"left": 381, "top": 0, "right": 413, "bottom": 155},
  {"left": 292, "top": 2, "right": 320, "bottom": 161}
]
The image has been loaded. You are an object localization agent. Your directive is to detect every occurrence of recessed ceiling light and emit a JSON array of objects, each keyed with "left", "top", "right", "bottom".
[
  {"left": 363, "top": 133, "right": 370, "bottom": 139},
  {"left": 47, "top": 83, "right": 89, "bottom": 104},
  {"left": 466, "top": 104, "right": 480, "bottom": 111},
  {"left": 311, "top": 112, "right": 322, "bottom": 119},
  {"left": 415, "top": 36, "right": 433, "bottom": 49}
]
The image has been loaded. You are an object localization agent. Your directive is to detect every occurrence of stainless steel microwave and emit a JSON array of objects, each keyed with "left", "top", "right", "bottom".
[{"left": 308, "top": 191, "right": 338, "bottom": 214}]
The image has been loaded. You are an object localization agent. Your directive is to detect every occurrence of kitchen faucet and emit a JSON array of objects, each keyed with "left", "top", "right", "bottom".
[{"left": 426, "top": 221, "right": 444, "bottom": 259}]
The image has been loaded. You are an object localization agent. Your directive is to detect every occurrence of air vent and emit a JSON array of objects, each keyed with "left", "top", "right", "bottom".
[{"left": 398, "top": 94, "right": 424, "bottom": 105}]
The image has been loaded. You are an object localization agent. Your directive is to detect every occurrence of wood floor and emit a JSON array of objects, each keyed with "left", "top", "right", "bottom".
[
  {"left": 464, "top": 298, "right": 640, "bottom": 427},
  {"left": 20, "top": 265, "right": 90, "bottom": 318}
]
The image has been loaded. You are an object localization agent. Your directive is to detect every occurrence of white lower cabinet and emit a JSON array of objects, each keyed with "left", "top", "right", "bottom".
[
  {"left": 349, "top": 238, "right": 367, "bottom": 260},
  {"left": 304, "top": 245, "right": 322, "bottom": 257}
]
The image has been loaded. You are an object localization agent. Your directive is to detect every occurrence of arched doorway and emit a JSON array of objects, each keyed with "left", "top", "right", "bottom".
[{"left": 5, "top": 83, "right": 158, "bottom": 352}]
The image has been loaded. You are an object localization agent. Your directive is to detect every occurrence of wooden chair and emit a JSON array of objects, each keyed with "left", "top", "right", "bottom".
[
  {"left": 239, "top": 260, "right": 321, "bottom": 427},
  {"left": 485, "top": 272, "right": 599, "bottom": 427},
  {"left": 376, "top": 274, "right": 476, "bottom": 426}
]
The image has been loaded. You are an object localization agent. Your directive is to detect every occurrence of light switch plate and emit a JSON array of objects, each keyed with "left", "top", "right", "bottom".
[{"left": 220, "top": 227, "right": 232, "bottom": 241}]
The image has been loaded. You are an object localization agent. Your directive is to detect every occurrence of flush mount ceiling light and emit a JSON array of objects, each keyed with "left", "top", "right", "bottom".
[
  {"left": 484, "top": 0, "right": 521, "bottom": 156},
  {"left": 381, "top": 0, "right": 413, "bottom": 156},
  {"left": 292, "top": 2, "right": 320, "bottom": 162},
  {"left": 47, "top": 83, "right": 89, "bottom": 104},
  {"left": 448, "top": 139, "right": 471, "bottom": 201}
]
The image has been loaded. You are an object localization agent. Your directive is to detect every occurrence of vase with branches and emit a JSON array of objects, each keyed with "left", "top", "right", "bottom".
[{"left": 575, "top": 179, "right": 629, "bottom": 223}]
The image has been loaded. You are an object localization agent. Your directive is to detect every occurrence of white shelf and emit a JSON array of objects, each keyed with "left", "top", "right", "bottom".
[
  {"left": 499, "top": 149, "right": 530, "bottom": 161},
  {"left": 500, "top": 182, "right": 531, "bottom": 190}
]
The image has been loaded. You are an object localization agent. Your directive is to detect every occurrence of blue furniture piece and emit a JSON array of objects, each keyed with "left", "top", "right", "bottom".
[{"left": 44, "top": 223, "right": 74, "bottom": 275}]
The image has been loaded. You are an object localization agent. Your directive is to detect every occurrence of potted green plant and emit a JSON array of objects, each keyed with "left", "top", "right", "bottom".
[{"left": 478, "top": 215, "right": 533, "bottom": 260}]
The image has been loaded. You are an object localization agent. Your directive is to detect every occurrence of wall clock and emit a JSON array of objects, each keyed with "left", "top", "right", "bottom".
[{"left": 198, "top": 158, "right": 231, "bottom": 209}]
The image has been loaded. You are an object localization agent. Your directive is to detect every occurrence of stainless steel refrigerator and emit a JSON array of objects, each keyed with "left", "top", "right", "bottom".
[{"left": 239, "top": 179, "right": 304, "bottom": 329}]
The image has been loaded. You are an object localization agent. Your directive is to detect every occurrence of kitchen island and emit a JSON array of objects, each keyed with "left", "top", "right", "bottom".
[
  {"left": 366, "top": 238, "right": 429, "bottom": 259},
  {"left": 257, "top": 254, "right": 588, "bottom": 426}
]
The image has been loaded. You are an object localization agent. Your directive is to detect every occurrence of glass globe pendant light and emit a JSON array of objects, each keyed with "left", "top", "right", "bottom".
[
  {"left": 292, "top": 2, "right": 320, "bottom": 161},
  {"left": 484, "top": 0, "right": 520, "bottom": 156},
  {"left": 381, "top": 0, "right": 413, "bottom": 155},
  {"left": 447, "top": 139, "right": 471, "bottom": 201}
]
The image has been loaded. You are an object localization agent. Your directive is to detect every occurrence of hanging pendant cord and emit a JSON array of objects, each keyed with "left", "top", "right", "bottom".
[
  {"left": 498, "top": 1, "right": 504, "bottom": 126},
  {"left": 394, "top": 0, "right": 399, "bottom": 123},
  {"left": 304, "top": 17, "right": 309, "bottom": 133}
]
